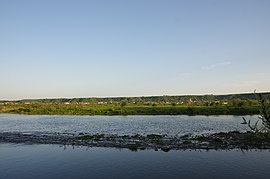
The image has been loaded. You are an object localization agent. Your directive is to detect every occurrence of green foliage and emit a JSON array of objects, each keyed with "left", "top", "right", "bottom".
[
  {"left": 147, "top": 134, "right": 162, "bottom": 140},
  {"left": 120, "top": 101, "right": 128, "bottom": 107},
  {"left": 231, "top": 98, "right": 245, "bottom": 107},
  {"left": 242, "top": 93, "right": 270, "bottom": 133},
  {"left": 0, "top": 92, "right": 268, "bottom": 115},
  {"left": 2, "top": 92, "right": 268, "bottom": 105},
  {"left": 77, "top": 134, "right": 105, "bottom": 141},
  {"left": 0, "top": 103, "right": 261, "bottom": 116}
]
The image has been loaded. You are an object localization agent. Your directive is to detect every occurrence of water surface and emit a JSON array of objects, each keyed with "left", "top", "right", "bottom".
[
  {"left": 0, "top": 143, "right": 269, "bottom": 179},
  {"left": 0, "top": 114, "right": 258, "bottom": 135}
]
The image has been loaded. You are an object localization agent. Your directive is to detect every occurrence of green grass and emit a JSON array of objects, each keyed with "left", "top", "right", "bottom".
[
  {"left": 77, "top": 134, "right": 105, "bottom": 141},
  {"left": 0, "top": 103, "right": 260, "bottom": 115}
]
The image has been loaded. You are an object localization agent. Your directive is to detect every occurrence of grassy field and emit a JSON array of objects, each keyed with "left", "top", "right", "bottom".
[
  {"left": 0, "top": 103, "right": 260, "bottom": 115},
  {"left": 2, "top": 92, "right": 268, "bottom": 115}
]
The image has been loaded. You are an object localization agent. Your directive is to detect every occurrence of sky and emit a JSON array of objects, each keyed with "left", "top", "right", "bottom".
[{"left": 0, "top": 0, "right": 270, "bottom": 100}]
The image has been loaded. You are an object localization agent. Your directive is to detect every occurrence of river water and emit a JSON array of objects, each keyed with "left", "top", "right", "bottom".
[
  {"left": 0, "top": 143, "right": 270, "bottom": 179},
  {"left": 0, "top": 114, "right": 269, "bottom": 178},
  {"left": 0, "top": 114, "right": 259, "bottom": 136}
]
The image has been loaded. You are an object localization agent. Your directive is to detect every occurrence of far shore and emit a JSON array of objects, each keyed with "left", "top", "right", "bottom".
[
  {"left": 0, "top": 103, "right": 260, "bottom": 116},
  {"left": 2, "top": 92, "right": 268, "bottom": 116}
]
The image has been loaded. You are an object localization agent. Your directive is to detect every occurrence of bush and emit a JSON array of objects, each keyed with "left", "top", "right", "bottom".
[
  {"left": 120, "top": 101, "right": 127, "bottom": 107},
  {"left": 242, "top": 92, "right": 270, "bottom": 133}
]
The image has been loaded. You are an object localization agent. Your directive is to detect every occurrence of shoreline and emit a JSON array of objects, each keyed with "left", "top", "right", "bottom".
[
  {"left": 0, "top": 104, "right": 260, "bottom": 116},
  {"left": 1, "top": 131, "right": 270, "bottom": 151},
  {"left": 0, "top": 113, "right": 258, "bottom": 117}
]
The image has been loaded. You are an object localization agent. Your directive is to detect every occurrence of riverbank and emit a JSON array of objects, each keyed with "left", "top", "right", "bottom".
[
  {"left": 1, "top": 131, "right": 270, "bottom": 151},
  {"left": 0, "top": 103, "right": 260, "bottom": 115}
]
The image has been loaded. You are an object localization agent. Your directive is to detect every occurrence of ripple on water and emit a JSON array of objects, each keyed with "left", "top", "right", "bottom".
[{"left": 0, "top": 114, "right": 259, "bottom": 136}]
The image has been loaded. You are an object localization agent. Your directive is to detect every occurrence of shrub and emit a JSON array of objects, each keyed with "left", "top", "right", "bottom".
[{"left": 242, "top": 92, "right": 270, "bottom": 133}]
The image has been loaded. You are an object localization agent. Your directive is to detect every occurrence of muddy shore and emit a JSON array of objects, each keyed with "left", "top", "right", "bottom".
[{"left": 1, "top": 131, "right": 270, "bottom": 151}]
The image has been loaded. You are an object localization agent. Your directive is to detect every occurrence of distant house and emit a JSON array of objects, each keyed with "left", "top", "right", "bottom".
[
  {"left": 79, "top": 102, "right": 90, "bottom": 105},
  {"left": 4, "top": 102, "right": 14, "bottom": 105}
]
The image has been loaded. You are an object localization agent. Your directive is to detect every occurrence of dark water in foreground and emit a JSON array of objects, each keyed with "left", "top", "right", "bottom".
[{"left": 0, "top": 143, "right": 270, "bottom": 179}]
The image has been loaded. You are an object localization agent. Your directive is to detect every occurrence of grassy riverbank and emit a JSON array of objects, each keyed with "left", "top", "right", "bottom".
[
  {"left": 1, "top": 92, "right": 269, "bottom": 115},
  {"left": 0, "top": 103, "right": 260, "bottom": 115}
]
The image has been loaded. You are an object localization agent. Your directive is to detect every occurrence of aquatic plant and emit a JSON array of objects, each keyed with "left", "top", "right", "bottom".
[{"left": 242, "top": 92, "right": 270, "bottom": 133}]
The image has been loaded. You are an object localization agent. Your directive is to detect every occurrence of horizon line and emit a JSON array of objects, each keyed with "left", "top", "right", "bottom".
[{"left": 1, "top": 91, "right": 269, "bottom": 101}]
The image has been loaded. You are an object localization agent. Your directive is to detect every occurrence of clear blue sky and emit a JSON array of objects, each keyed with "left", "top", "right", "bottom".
[{"left": 1, "top": 0, "right": 270, "bottom": 100}]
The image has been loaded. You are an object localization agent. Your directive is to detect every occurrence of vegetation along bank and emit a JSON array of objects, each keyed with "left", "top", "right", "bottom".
[{"left": 0, "top": 92, "right": 269, "bottom": 115}]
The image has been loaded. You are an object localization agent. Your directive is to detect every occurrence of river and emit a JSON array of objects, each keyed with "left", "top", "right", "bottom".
[
  {"left": 0, "top": 114, "right": 259, "bottom": 136},
  {"left": 0, "top": 114, "right": 269, "bottom": 178},
  {"left": 1, "top": 143, "right": 270, "bottom": 179}
]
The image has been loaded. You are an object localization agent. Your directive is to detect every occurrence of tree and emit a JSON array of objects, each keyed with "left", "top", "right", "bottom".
[
  {"left": 242, "top": 92, "right": 270, "bottom": 133},
  {"left": 232, "top": 98, "right": 245, "bottom": 107},
  {"left": 120, "top": 101, "right": 127, "bottom": 107}
]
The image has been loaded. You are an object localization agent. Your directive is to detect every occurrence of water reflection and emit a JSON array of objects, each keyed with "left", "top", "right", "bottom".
[
  {"left": 53, "top": 143, "right": 270, "bottom": 153},
  {"left": 0, "top": 143, "right": 269, "bottom": 179}
]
